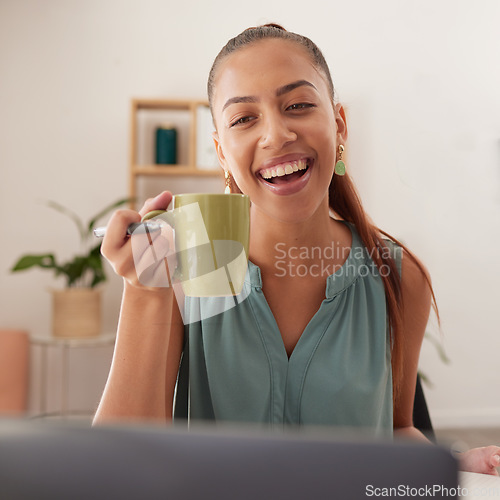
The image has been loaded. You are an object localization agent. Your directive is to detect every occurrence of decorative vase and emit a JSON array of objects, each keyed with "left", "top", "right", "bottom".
[{"left": 51, "top": 288, "right": 101, "bottom": 338}]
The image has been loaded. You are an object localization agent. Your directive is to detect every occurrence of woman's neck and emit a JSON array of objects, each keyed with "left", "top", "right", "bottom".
[{"left": 248, "top": 201, "right": 351, "bottom": 276}]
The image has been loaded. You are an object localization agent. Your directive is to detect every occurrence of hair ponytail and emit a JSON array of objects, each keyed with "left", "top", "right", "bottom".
[{"left": 330, "top": 172, "right": 439, "bottom": 401}]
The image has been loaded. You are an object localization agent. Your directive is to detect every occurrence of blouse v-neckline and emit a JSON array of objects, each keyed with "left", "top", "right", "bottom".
[{"left": 244, "top": 221, "right": 366, "bottom": 362}]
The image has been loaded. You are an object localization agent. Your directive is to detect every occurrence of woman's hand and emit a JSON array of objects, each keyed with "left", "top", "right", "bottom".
[
  {"left": 459, "top": 446, "right": 500, "bottom": 476},
  {"left": 101, "top": 191, "right": 174, "bottom": 290}
]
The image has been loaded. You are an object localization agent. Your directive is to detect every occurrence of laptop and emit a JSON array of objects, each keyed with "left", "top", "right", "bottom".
[{"left": 0, "top": 419, "right": 458, "bottom": 499}]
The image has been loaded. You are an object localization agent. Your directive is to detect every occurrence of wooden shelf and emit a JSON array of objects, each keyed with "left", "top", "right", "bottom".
[
  {"left": 129, "top": 97, "right": 219, "bottom": 209},
  {"left": 132, "top": 98, "right": 206, "bottom": 111},
  {"left": 132, "top": 165, "right": 220, "bottom": 176}
]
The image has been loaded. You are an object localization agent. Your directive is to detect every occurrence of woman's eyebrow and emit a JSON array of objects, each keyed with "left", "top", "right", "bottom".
[
  {"left": 276, "top": 79, "right": 317, "bottom": 96},
  {"left": 222, "top": 80, "right": 317, "bottom": 112},
  {"left": 223, "top": 95, "right": 258, "bottom": 111}
]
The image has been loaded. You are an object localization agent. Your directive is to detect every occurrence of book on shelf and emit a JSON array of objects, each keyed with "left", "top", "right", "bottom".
[{"left": 196, "top": 105, "right": 219, "bottom": 170}]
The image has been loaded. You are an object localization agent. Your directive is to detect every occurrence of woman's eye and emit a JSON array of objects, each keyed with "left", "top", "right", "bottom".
[
  {"left": 287, "top": 103, "right": 315, "bottom": 111},
  {"left": 230, "top": 116, "right": 255, "bottom": 127}
]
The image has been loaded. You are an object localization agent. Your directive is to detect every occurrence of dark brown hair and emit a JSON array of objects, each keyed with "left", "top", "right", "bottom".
[{"left": 208, "top": 24, "right": 438, "bottom": 403}]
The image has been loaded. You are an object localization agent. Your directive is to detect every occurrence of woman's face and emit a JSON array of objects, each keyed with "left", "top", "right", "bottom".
[{"left": 212, "top": 38, "right": 347, "bottom": 224}]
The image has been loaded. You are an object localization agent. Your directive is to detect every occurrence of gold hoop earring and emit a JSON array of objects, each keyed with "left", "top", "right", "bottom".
[
  {"left": 224, "top": 170, "right": 232, "bottom": 194},
  {"left": 334, "top": 144, "right": 346, "bottom": 176}
]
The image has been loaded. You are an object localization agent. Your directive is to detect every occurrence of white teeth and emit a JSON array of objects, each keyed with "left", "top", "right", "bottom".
[
  {"left": 276, "top": 166, "right": 286, "bottom": 177},
  {"left": 260, "top": 159, "right": 309, "bottom": 180}
]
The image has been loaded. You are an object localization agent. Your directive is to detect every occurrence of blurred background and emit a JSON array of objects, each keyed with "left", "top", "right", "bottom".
[{"left": 1, "top": 0, "right": 499, "bottom": 434}]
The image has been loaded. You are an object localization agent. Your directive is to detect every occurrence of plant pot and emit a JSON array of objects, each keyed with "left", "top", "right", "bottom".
[{"left": 51, "top": 288, "right": 101, "bottom": 338}]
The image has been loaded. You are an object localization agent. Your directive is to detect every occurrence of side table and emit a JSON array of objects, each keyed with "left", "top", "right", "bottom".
[{"left": 29, "top": 334, "right": 115, "bottom": 418}]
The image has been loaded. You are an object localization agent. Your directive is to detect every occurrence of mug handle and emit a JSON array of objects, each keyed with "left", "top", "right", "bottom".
[{"left": 141, "top": 209, "right": 168, "bottom": 222}]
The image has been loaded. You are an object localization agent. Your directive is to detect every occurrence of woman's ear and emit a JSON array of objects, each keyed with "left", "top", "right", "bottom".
[
  {"left": 212, "top": 131, "right": 228, "bottom": 170},
  {"left": 335, "top": 103, "right": 348, "bottom": 143}
]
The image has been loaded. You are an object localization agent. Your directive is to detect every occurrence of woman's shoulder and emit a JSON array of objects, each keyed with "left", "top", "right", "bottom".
[
  {"left": 401, "top": 246, "right": 431, "bottom": 294},
  {"left": 374, "top": 231, "right": 432, "bottom": 311},
  {"left": 376, "top": 233, "right": 429, "bottom": 281},
  {"left": 395, "top": 245, "right": 433, "bottom": 328}
]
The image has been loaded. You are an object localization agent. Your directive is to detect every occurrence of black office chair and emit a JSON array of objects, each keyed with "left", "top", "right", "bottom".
[{"left": 413, "top": 374, "right": 435, "bottom": 442}]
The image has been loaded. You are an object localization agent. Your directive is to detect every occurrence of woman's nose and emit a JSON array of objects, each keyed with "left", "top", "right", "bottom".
[{"left": 258, "top": 114, "right": 297, "bottom": 150}]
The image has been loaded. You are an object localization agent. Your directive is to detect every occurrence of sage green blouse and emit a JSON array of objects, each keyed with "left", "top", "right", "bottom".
[{"left": 174, "top": 223, "right": 401, "bottom": 437}]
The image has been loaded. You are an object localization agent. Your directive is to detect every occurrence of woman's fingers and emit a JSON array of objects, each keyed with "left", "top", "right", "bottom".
[
  {"left": 138, "top": 191, "right": 173, "bottom": 219},
  {"left": 489, "top": 450, "right": 500, "bottom": 469},
  {"left": 131, "top": 227, "right": 174, "bottom": 288},
  {"left": 101, "top": 209, "right": 140, "bottom": 256}
]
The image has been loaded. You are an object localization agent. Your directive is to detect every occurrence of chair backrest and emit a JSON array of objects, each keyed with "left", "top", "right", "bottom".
[{"left": 413, "top": 374, "right": 435, "bottom": 441}]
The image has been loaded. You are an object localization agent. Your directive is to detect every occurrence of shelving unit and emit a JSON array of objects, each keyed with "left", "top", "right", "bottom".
[{"left": 129, "top": 98, "right": 221, "bottom": 209}]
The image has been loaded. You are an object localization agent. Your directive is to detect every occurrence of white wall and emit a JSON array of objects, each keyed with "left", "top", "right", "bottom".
[{"left": 1, "top": 0, "right": 499, "bottom": 426}]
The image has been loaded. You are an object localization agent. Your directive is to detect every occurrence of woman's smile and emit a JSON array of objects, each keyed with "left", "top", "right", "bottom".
[{"left": 256, "top": 155, "right": 314, "bottom": 195}]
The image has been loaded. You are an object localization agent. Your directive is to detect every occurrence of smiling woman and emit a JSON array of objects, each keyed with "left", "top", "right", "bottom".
[
  {"left": 207, "top": 25, "right": 410, "bottom": 383},
  {"left": 93, "top": 23, "right": 500, "bottom": 476}
]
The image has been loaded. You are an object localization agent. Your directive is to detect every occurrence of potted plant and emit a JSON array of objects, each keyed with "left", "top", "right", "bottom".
[{"left": 11, "top": 198, "right": 130, "bottom": 338}]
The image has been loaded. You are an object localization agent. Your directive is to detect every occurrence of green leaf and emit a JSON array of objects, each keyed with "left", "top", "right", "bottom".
[
  {"left": 90, "top": 269, "right": 106, "bottom": 288},
  {"left": 89, "top": 243, "right": 103, "bottom": 258},
  {"left": 46, "top": 200, "right": 86, "bottom": 241},
  {"left": 88, "top": 254, "right": 103, "bottom": 271},
  {"left": 418, "top": 370, "right": 433, "bottom": 389},
  {"left": 86, "top": 197, "right": 133, "bottom": 236},
  {"left": 59, "top": 256, "right": 89, "bottom": 287},
  {"left": 11, "top": 254, "right": 56, "bottom": 272},
  {"left": 424, "top": 332, "right": 451, "bottom": 365},
  {"left": 87, "top": 244, "right": 105, "bottom": 288}
]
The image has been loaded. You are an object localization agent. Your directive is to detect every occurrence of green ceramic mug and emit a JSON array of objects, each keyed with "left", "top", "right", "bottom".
[{"left": 143, "top": 193, "right": 250, "bottom": 297}]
